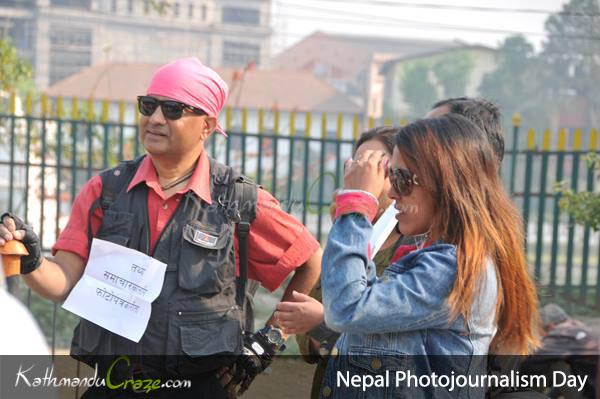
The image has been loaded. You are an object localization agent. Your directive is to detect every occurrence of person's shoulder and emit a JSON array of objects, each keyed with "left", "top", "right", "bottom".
[
  {"left": 411, "top": 242, "right": 456, "bottom": 263},
  {"left": 0, "top": 291, "right": 49, "bottom": 355},
  {"left": 391, "top": 242, "right": 457, "bottom": 272}
]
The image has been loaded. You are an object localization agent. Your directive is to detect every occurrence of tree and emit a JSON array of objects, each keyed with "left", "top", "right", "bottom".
[
  {"left": 558, "top": 154, "right": 600, "bottom": 230},
  {"left": 541, "top": 0, "right": 600, "bottom": 127},
  {"left": 478, "top": 35, "right": 548, "bottom": 128},
  {"left": 433, "top": 52, "right": 474, "bottom": 99},
  {"left": 401, "top": 61, "right": 438, "bottom": 118},
  {"left": 0, "top": 38, "right": 32, "bottom": 93}
]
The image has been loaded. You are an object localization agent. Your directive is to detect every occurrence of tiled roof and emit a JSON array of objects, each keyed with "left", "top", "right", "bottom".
[{"left": 45, "top": 62, "right": 362, "bottom": 113}]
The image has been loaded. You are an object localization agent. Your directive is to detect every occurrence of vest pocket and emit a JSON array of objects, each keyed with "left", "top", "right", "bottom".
[
  {"left": 96, "top": 210, "right": 134, "bottom": 246},
  {"left": 179, "top": 221, "right": 234, "bottom": 294},
  {"left": 166, "top": 306, "right": 243, "bottom": 375}
]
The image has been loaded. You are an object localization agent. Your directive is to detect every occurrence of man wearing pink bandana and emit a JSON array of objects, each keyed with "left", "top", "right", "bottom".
[{"left": 0, "top": 57, "right": 321, "bottom": 398}]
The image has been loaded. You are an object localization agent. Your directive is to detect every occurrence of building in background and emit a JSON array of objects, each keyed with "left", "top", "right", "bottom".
[
  {"left": 45, "top": 62, "right": 361, "bottom": 116},
  {"left": 379, "top": 45, "right": 496, "bottom": 119},
  {"left": 0, "top": 0, "right": 271, "bottom": 89},
  {"left": 270, "top": 31, "right": 460, "bottom": 119}
]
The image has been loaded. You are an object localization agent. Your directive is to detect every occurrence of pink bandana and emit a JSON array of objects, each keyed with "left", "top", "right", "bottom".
[{"left": 146, "top": 57, "right": 229, "bottom": 136}]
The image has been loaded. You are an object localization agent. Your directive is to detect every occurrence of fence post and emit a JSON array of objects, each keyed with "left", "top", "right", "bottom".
[
  {"left": 522, "top": 128, "right": 536, "bottom": 256},
  {"left": 317, "top": 113, "right": 327, "bottom": 241},
  {"left": 101, "top": 100, "right": 110, "bottom": 169},
  {"left": 335, "top": 113, "right": 343, "bottom": 189},
  {"left": 70, "top": 97, "right": 79, "bottom": 206},
  {"left": 549, "top": 129, "right": 567, "bottom": 290},
  {"left": 580, "top": 129, "right": 597, "bottom": 304},
  {"left": 534, "top": 129, "right": 551, "bottom": 281},
  {"left": 8, "top": 92, "right": 16, "bottom": 211},
  {"left": 256, "top": 108, "right": 264, "bottom": 185},
  {"left": 302, "top": 112, "right": 311, "bottom": 225},
  {"left": 271, "top": 109, "right": 281, "bottom": 198},
  {"left": 225, "top": 107, "right": 232, "bottom": 166},
  {"left": 118, "top": 100, "right": 125, "bottom": 161},
  {"left": 565, "top": 129, "right": 582, "bottom": 298},
  {"left": 285, "top": 111, "right": 295, "bottom": 213},
  {"left": 55, "top": 97, "right": 65, "bottom": 240},
  {"left": 241, "top": 108, "right": 247, "bottom": 174},
  {"left": 509, "top": 113, "right": 521, "bottom": 195}
]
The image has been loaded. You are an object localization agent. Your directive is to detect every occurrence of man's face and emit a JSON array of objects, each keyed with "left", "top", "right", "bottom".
[
  {"left": 424, "top": 105, "right": 450, "bottom": 118},
  {"left": 139, "top": 95, "right": 215, "bottom": 159}
]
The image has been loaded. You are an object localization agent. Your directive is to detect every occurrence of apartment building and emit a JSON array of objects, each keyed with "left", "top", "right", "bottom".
[{"left": 0, "top": 0, "right": 271, "bottom": 89}]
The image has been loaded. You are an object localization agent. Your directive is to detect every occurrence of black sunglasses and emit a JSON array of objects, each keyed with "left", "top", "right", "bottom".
[
  {"left": 137, "top": 96, "right": 207, "bottom": 120},
  {"left": 388, "top": 166, "right": 419, "bottom": 196}
]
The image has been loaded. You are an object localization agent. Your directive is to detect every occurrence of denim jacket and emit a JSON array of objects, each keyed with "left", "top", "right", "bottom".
[{"left": 319, "top": 213, "right": 498, "bottom": 399}]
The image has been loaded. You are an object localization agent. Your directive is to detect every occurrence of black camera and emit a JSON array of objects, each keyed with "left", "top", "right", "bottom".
[{"left": 225, "top": 326, "right": 286, "bottom": 396}]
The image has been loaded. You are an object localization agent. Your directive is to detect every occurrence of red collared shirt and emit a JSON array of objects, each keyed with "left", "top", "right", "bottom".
[{"left": 52, "top": 151, "right": 320, "bottom": 291}]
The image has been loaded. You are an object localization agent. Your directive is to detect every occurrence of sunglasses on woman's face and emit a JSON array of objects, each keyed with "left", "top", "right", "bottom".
[
  {"left": 387, "top": 166, "right": 419, "bottom": 196},
  {"left": 137, "top": 96, "right": 207, "bottom": 120}
]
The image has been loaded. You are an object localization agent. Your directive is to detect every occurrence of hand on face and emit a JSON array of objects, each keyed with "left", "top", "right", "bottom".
[
  {"left": 274, "top": 291, "right": 324, "bottom": 335},
  {"left": 343, "top": 150, "right": 388, "bottom": 198}
]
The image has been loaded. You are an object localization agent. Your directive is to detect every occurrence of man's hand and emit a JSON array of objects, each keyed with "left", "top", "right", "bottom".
[
  {"left": 0, "top": 213, "right": 43, "bottom": 274},
  {"left": 275, "top": 290, "right": 324, "bottom": 335}
]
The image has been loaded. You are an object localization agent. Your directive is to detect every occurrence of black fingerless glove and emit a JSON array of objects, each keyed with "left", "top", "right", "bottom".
[{"left": 1, "top": 213, "right": 43, "bottom": 274}]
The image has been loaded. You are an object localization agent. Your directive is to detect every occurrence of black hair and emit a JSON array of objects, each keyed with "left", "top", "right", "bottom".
[
  {"left": 431, "top": 97, "right": 504, "bottom": 164},
  {"left": 354, "top": 126, "right": 398, "bottom": 156}
]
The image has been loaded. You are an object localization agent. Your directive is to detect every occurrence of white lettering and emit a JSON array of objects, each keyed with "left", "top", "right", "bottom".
[
  {"left": 337, "top": 371, "right": 350, "bottom": 387},
  {"left": 15, "top": 364, "right": 34, "bottom": 387},
  {"left": 553, "top": 371, "right": 588, "bottom": 392}
]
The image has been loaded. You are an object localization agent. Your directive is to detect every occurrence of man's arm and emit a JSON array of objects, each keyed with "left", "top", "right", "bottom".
[
  {"left": 266, "top": 247, "right": 322, "bottom": 327},
  {"left": 22, "top": 251, "right": 85, "bottom": 302}
]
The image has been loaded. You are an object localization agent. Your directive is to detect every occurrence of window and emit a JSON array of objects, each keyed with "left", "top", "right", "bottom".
[
  {"left": 222, "top": 41, "right": 260, "bottom": 67},
  {"left": 222, "top": 7, "right": 260, "bottom": 26},
  {"left": 127, "top": 0, "right": 133, "bottom": 14},
  {"left": 49, "top": 26, "right": 92, "bottom": 84},
  {"left": 188, "top": 3, "right": 193, "bottom": 18},
  {"left": 51, "top": 0, "right": 91, "bottom": 9},
  {"left": 201, "top": 4, "right": 207, "bottom": 20},
  {"left": 111, "top": 0, "right": 117, "bottom": 13},
  {"left": 0, "top": 0, "right": 35, "bottom": 7},
  {"left": 173, "top": 2, "right": 179, "bottom": 17},
  {"left": 143, "top": 0, "right": 149, "bottom": 14}
]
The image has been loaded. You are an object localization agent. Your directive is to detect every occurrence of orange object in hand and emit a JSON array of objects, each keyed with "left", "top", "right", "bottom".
[{"left": 0, "top": 240, "right": 29, "bottom": 277}]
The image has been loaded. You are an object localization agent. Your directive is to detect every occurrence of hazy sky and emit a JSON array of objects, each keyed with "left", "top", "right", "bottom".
[{"left": 271, "top": 0, "right": 569, "bottom": 54}]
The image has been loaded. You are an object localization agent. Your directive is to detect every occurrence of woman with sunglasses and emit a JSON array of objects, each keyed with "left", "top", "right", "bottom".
[
  {"left": 318, "top": 114, "right": 540, "bottom": 398},
  {"left": 277, "top": 127, "right": 416, "bottom": 399}
]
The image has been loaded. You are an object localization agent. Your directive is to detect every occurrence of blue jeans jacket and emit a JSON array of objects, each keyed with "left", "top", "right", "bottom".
[{"left": 320, "top": 214, "right": 498, "bottom": 398}]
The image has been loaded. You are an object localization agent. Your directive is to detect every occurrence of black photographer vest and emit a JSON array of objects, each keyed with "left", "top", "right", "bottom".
[{"left": 70, "top": 155, "right": 257, "bottom": 376}]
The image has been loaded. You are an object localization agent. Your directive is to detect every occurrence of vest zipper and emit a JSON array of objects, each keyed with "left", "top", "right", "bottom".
[{"left": 176, "top": 305, "right": 239, "bottom": 317}]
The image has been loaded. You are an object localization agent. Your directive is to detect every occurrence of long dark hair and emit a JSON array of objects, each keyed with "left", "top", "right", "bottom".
[{"left": 396, "top": 114, "right": 539, "bottom": 354}]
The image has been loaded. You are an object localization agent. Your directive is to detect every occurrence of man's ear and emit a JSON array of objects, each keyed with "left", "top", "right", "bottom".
[{"left": 200, "top": 116, "right": 218, "bottom": 140}]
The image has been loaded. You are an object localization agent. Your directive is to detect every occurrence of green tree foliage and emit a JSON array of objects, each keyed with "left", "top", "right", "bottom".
[
  {"left": 542, "top": 0, "right": 600, "bottom": 127},
  {"left": 546, "top": 0, "right": 600, "bottom": 229},
  {"left": 433, "top": 52, "right": 474, "bottom": 99},
  {"left": 558, "top": 154, "right": 600, "bottom": 230},
  {"left": 0, "top": 38, "right": 32, "bottom": 92},
  {"left": 401, "top": 62, "right": 438, "bottom": 118},
  {"left": 478, "top": 35, "right": 547, "bottom": 128},
  {"left": 147, "top": 0, "right": 172, "bottom": 15}
]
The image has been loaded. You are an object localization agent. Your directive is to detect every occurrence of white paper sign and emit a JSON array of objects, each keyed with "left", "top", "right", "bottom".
[
  {"left": 62, "top": 238, "right": 167, "bottom": 342},
  {"left": 369, "top": 202, "right": 399, "bottom": 260}
]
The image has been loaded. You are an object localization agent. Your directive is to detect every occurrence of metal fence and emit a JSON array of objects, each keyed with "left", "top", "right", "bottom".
[{"left": 1, "top": 99, "right": 600, "bottom": 355}]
